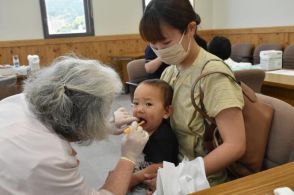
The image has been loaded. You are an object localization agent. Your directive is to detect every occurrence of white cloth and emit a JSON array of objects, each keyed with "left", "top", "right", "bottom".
[
  {"left": 274, "top": 187, "right": 294, "bottom": 195},
  {"left": 153, "top": 157, "right": 210, "bottom": 195},
  {"left": 0, "top": 94, "right": 112, "bottom": 195},
  {"left": 224, "top": 58, "right": 260, "bottom": 71}
]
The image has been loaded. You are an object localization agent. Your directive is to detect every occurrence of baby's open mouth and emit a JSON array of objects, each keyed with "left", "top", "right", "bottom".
[{"left": 138, "top": 118, "right": 147, "bottom": 126}]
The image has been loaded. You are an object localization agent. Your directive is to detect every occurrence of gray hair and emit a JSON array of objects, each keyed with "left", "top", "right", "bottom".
[{"left": 24, "top": 55, "right": 122, "bottom": 143}]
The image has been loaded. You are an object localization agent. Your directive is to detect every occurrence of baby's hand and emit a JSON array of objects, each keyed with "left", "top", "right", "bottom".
[
  {"left": 144, "top": 163, "right": 162, "bottom": 175},
  {"left": 143, "top": 172, "right": 158, "bottom": 194}
]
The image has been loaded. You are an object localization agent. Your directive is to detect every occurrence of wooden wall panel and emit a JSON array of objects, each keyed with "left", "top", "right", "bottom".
[
  {"left": 198, "top": 26, "right": 294, "bottom": 48},
  {"left": 1, "top": 26, "right": 294, "bottom": 66},
  {"left": 0, "top": 48, "right": 10, "bottom": 64},
  {"left": 0, "top": 34, "right": 147, "bottom": 67},
  {"left": 1, "top": 26, "right": 294, "bottom": 81}
]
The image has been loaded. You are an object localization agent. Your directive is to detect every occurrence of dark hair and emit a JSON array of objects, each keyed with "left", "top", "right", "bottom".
[
  {"left": 208, "top": 36, "right": 232, "bottom": 60},
  {"left": 139, "top": 79, "right": 173, "bottom": 107},
  {"left": 139, "top": 0, "right": 201, "bottom": 43},
  {"left": 195, "top": 34, "right": 207, "bottom": 50}
]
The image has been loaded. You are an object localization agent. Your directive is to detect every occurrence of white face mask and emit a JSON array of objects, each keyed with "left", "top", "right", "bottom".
[{"left": 151, "top": 32, "right": 191, "bottom": 65}]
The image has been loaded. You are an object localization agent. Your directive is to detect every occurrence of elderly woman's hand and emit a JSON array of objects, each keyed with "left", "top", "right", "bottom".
[
  {"left": 113, "top": 107, "right": 138, "bottom": 131},
  {"left": 121, "top": 121, "right": 149, "bottom": 164}
]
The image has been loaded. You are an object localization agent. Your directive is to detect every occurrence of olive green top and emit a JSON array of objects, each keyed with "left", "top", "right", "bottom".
[{"left": 161, "top": 48, "right": 244, "bottom": 185}]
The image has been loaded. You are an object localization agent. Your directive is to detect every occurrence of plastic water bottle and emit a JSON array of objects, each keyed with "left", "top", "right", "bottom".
[
  {"left": 27, "top": 55, "right": 40, "bottom": 74},
  {"left": 12, "top": 55, "right": 20, "bottom": 67}
]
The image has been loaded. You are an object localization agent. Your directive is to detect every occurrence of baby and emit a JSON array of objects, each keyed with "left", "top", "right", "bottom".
[{"left": 128, "top": 79, "right": 178, "bottom": 194}]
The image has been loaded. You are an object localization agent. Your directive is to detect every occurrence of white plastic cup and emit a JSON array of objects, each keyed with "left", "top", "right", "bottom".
[{"left": 27, "top": 55, "right": 40, "bottom": 74}]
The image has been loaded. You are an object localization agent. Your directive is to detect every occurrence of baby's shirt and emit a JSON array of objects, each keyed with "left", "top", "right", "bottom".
[{"left": 131, "top": 119, "right": 178, "bottom": 192}]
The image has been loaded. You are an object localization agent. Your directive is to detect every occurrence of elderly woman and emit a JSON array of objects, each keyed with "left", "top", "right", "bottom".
[{"left": 0, "top": 56, "right": 149, "bottom": 195}]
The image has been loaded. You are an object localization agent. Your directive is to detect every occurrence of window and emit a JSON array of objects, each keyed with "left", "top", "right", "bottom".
[
  {"left": 142, "top": 0, "right": 152, "bottom": 10},
  {"left": 143, "top": 0, "right": 194, "bottom": 10},
  {"left": 40, "top": 0, "right": 94, "bottom": 38}
]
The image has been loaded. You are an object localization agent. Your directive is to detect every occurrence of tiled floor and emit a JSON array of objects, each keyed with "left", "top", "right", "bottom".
[{"left": 72, "top": 94, "right": 133, "bottom": 188}]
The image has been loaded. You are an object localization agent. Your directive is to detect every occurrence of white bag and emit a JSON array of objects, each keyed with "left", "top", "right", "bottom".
[{"left": 153, "top": 157, "right": 210, "bottom": 195}]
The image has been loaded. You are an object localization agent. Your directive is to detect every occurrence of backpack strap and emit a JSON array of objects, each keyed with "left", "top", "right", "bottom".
[
  {"left": 191, "top": 59, "right": 258, "bottom": 151},
  {"left": 200, "top": 59, "right": 233, "bottom": 74},
  {"left": 190, "top": 59, "right": 238, "bottom": 124}
]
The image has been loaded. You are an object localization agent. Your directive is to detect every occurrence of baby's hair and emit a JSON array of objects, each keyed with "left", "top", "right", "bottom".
[{"left": 139, "top": 79, "right": 173, "bottom": 107}]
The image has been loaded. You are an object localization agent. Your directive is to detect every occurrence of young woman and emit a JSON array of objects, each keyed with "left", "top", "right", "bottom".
[{"left": 139, "top": 0, "right": 246, "bottom": 191}]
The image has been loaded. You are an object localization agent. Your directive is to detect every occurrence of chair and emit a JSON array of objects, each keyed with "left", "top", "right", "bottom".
[
  {"left": 125, "top": 59, "right": 148, "bottom": 100},
  {"left": 283, "top": 44, "right": 294, "bottom": 69},
  {"left": 234, "top": 69, "right": 265, "bottom": 93},
  {"left": 253, "top": 43, "right": 283, "bottom": 64},
  {"left": 257, "top": 94, "right": 294, "bottom": 170},
  {"left": 0, "top": 75, "right": 18, "bottom": 100},
  {"left": 231, "top": 43, "right": 254, "bottom": 63}
]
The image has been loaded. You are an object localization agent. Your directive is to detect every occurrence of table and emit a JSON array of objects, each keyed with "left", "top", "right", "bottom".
[
  {"left": 16, "top": 74, "right": 27, "bottom": 92},
  {"left": 0, "top": 66, "right": 28, "bottom": 100},
  {"left": 109, "top": 52, "right": 144, "bottom": 83},
  {"left": 190, "top": 162, "right": 294, "bottom": 195},
  {"left": 261, "top": 69, "right": 294, "bottom": 106}
]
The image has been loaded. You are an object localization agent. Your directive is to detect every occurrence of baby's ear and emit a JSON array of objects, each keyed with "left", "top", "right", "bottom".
[{"left": 163, "top": 105, "right": 173, "bottom": 119}]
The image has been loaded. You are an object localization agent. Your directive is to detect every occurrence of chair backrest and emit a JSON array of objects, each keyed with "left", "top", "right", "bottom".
[
  {"left": 234, "top": 69, "right": 265, "bottom": 93},
  {"left": 253, "top": 43, "right": 283, "bottom": 64},
  {"left": 257, "top": 94, "right": 294, "bottom": 170},
  {"left": 127, "top": 59, "right": 147, "bottom": 83},
  {"left": 0, "top": 75, "right": 17, "bottom": 100},
  {"left": 231, "top": 43, "right": 254, "bottom": 63},
  {"left": 283, "top": 44, "right": 294, "bottom": 69},
  {"left": 126, "top": 59, "right": 148, "bottom": 100}
]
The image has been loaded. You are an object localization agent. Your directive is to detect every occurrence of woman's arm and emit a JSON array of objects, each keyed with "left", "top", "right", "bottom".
[
  {"left": 145, "top": 57, "right": 163, "bottom": 73},
  {"left": 203, "top": 107, "right": 246, "bottom": 176},
  {"left": 129, "top": 163, "right": 162, "bottom": 189},
  {"left": 101, "top": 159, "right": 135, "bottom": 195},
  {"left": 101, "top": 122, "right": 149, "bottom": 195}
]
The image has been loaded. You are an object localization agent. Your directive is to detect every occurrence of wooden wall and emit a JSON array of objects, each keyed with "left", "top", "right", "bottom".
[
  {"left": 1, "top": 26, "right": 294, "bottom": 65},
  {"left": 1, "top": 25, "right": 294, "bottom": 81},
  {"left": 198, "top": 25, "right": 294, "bottom": 48},
  {"left": 0, "top": 34, "right": 147, "bottom": 68}
]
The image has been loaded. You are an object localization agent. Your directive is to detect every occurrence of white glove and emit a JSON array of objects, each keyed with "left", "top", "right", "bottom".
[
  {"left": 113, "top": 107, "right": 138, "bottom": 129},
  {"left": 121, "top": 121, "right": 149, "bottom": 163}
]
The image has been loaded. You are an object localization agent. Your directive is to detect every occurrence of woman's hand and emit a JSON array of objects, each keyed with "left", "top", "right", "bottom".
[
  {"left": 111, "top": 107, "right": 138, "bottom": 135},
  {"left": 121, "top": 121, "right": 149, "bottom": 163},
  {"left": 102, "top": 123, "right": 149, "bottom": 195}
]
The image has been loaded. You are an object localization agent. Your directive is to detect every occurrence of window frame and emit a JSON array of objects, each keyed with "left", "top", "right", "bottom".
[
  {"left": 39, "top": 0, "right": 94, "bottom": 39},
  {"left": 142, "top": 0, "right": 150, "bottom": 10}
]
